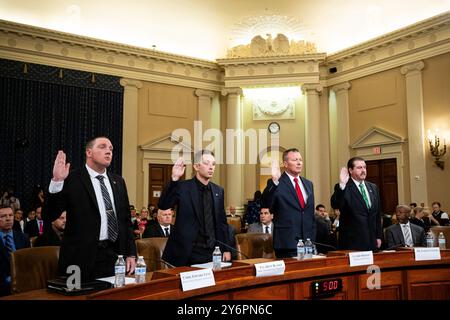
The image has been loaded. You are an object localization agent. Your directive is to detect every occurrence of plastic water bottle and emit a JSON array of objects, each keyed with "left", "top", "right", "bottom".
[
  {"left": 305, "top": 238, "right": 313, "bottom": 259},
  {"left": 426, "top": 232, "right": 434, "bottom": 248},
  {"left": 135, "top": 256, "right": 147, "bottom": 284},
  {"left": 296, "top": 239, "right": 305, "bottom": 260},
  {"left": 212, "top": 246, "right": 222, "bottom": 270},
  {"left": 438, "top": 232, "right": 446, "bottom": 250},
  {"left": 114, "top": 255, "right": 126, "bottom": 288}
]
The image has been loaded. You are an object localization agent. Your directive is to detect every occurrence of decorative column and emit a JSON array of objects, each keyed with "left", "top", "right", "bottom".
[
  {"left": 330, "top": 82, "right": 352, "bottom": 185},
  {"left": 195, "top": 89, "right": 221, "bottom": 184},
  {"left": 221, "top": 87, "right": 244, "bottom": 215},
  {"left": 120, "top": 78, "right": 143, "bottom": 207},
  {"left": 401, "top": 61, "right": 428, "bottom": 205},
  {"left": 302, "top": 84, "right": 323, "bottom": 202}
]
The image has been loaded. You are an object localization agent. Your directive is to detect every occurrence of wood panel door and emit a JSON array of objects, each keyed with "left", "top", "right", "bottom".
[
  {"left": 366, "top": 159, "right": 398, "bottom": 214},
  {"left": 148, "top": 164, "right": 184, "bottom": 208}
]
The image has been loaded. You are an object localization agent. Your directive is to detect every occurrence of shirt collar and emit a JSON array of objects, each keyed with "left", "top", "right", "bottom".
[
  {"left": 285, "top": 171, "right": 300, "bottom": 182},
  {"left": 86, "top": 164, "right": 107, "bottom": 179},
  {"left": 0, "top": 229, "right": 13, "bottom": 238},
  {"left": 400, "top": 221, "right": 410, "bottom": 227},
  {"left": 352, "top": 177, "right": 364, "bottom": 187}
]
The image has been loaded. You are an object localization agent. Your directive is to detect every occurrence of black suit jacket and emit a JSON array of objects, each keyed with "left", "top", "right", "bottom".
[
  {"left": 34, "top": 226, "right": 62, "bottom": 247},
  {"left": 0, "top": 231, "right": 30, "bottom": 296},
  {"left": 331, "top": 180, "right": 382, "bottom": 251},
  {"left": 142, "top": 223, "right": 172, "bottom": 238},
  {"left": 159, "top": 178, "right": 230, "bottom": 267},
  {"left": 262, "top": 173, "right": 316, "bottom": 252},
  {"left": 24, "top": 219, "right": 41, "bottom": 238},
  {"left": 385, "top": 223, "right": 426, "bottom": 248},
  {"left": 45, "top": 166, "right": 136, "bottom": 280}
]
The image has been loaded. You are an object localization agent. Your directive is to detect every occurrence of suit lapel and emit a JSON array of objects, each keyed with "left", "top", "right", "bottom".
[
  {"left": 107, "top": 172, "right": 121, "bottom": 218},
  {"left": 395, "top": 224, "right": 405, "bottom": 246},
  {"left": 366, "top": 182, "right": 377, "bottom": 210},
  {"left": 211, "top": 184, "right": 221, "bottom": 221},
  {"left": 80, "top": 167, "right": 100, "bottom": 212},
  {"left": 281, "top": 173, "right": 301, "bottom": 209}
]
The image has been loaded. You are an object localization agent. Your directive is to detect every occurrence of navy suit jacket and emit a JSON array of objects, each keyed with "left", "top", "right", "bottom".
[
  {"left": 385, "top": 223, "right": 426, "bottom": 248},
  {"left": 0, "top": 231, "right": 30, "bottom": 295},
  {"left": 45, "top": 166, "right": 136, "bottom": 280},
  {"left": 159, "top": 178, "right": 230, "bottom": 267},
  {"left": 331, "top": 180, "right": 382, "bottom": 251},
  {"left": 262, "top": 173, "right": 316, "bottom": 252}
]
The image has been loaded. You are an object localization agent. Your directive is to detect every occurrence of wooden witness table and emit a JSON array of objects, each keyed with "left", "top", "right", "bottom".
[{"left": 3, "top": 250, "right": 450, "bottom": 300}]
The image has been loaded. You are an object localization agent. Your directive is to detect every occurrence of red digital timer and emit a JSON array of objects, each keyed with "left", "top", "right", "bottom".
[{"left": 311, "top": 278, "right": 343, "bottom": 298}]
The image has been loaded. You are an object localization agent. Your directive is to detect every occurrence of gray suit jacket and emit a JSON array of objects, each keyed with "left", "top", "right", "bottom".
[
  {"left": 385, "top": 223, "right": 426, "bottom": 248},
  {"left": 248, "top": 222, "right": 273, "bottom": 234}
]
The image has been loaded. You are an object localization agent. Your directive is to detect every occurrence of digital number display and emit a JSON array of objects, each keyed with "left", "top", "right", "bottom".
[{"left": 311, "top": 278, "right": 343, "bottom": 298}]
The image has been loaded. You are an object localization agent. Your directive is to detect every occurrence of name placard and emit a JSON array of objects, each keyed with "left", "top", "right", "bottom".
[
  {"left": 255, "top": 260, "right": 285, "bottom": 277},
  {"left": 414, "top": 247, "right": 441, "bottom": 261},
  {"left": 349, "top": 251, "right": 374, "bottom": 267},
  {"left": 180, "top": 268, "right": 215, "bottom": 291}
]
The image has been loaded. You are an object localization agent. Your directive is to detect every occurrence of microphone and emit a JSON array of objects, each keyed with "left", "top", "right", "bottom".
[
  {"left": 311, "top": 240, "right": 337, "bottom": 251},
  {"left": 157, "top": 258, "right": 176, "bottom": 269},
  {"left": 214, "top": 238, "right": 250, "bottom": 260}
]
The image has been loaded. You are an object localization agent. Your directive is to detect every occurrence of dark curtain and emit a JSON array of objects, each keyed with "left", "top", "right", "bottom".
[{"left": 0, "top": 59, "right": 124, "bottom": 212}]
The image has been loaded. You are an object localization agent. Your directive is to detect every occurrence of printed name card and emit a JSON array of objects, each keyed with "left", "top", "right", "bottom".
[
  {"left": 180, "top": 268, "right": 215, "bottom": 291},
  {"left": 349, "top": 251, "right": 374, "bottom": 267},
  {"left": 255, "top": 260, "right": 286, "bottom": 277},
  {"left": 414, "top": 247, "right": 441, "bottom": 261}
]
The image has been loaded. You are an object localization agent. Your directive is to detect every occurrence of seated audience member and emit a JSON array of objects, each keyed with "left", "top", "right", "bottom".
[
  {"left": 409, "top": 203, "right": 417, "bottom": 218},
  {"left": 129, "top": 205, "right": 137, "bottom": 224},
  {"left": 410, "top": 207, "right": 431, "bottom": 232},
  {"left": 330, "top": 208, "right": 340, "bottom": 231},
  {"left": 385, "top": 204, "right": 426, "bottom": 249},
  {"left": 0, "top": 205, "right": 30, "bottom": 296},
  {"left": 13, "top": 209, "right": 25, "bottom": 233},
  {"left": 24, "top": 206, "right": 44, "bottom": 237},
  {"left": 423, "top": 207, "right": 440, "bottom": 226},
  {"left": 142, "top": 208, "right": 174, "bottom": 238},
  {"left": 314, "top": 204, "right": 333, "bottom": 253},
  {"left": 228, "top": 205, "right": 237, "bottom": 217},
  {"left": 133, "top": 207, "right": 150, "bottom": 238},
  {"left": 248, "top": 208, "right": 274, "bottom": 234},
  {"left": 431, "top": 201, "right": 449, "bottom": 226},
  {"left": 1, "top": 188, "right": 21, "bottom": 211},
  {"left": 35, "top": 211, "right": 66, "bottom": 247},
  {"left": 245, "top": 191, "right": 262, "bottom": 225}
]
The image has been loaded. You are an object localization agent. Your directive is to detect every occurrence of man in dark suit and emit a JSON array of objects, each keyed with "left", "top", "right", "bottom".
[
  {"left": 45, "top": 137, "right": 136, "bottom": 281},
  {"left": 159, "top": 150, "right": 231, "bottom": 267},
  {"left": 24, "top": 206, "right": 44, "bottom": 237},
  {"left": 262, "top": 148, "right": 316, "bottom": 258},
  {"left": 248, "top": 207, "right": 274, "bottom": 234},
  {"left": 331, "top": 157, "right": 382, "bottom": 251},
  {"left": 385, "top": 204, "right": 426, "bottom": 248},
  {"left": 142, "top": 208, "right": 174, "bottom": 238},
  {"left": 0, "top": 205, "right": 30, "bottom": 296},
  {"left": 35, "top": 211, "right": 66, "bottom": 247}
]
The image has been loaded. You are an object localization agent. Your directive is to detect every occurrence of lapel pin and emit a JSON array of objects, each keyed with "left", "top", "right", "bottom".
[{"left": 215, "top": 193, "right": 218, "bottom": 196}]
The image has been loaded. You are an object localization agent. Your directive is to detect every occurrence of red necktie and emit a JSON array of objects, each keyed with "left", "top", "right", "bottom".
[
  {"left": 293, "top": 177, "right": 305, "bottom": 209},
  {"left": 39, "top": 220, "right": 43, "bottom": 235}
]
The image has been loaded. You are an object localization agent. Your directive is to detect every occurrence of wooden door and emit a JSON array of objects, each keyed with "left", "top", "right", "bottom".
[
  {"left": 148, "top": 164, "right": 185, "bottom": 208},
  {"left": 365, "top": 159, "right": 398, "bottom": 214}
]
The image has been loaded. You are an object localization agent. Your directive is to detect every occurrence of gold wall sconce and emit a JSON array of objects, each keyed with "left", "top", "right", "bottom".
[{"left": 428, "top": 129, "right": 447, "bottom": 170}]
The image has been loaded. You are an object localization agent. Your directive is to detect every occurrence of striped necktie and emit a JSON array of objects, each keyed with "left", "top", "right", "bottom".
[
  {"left": 4, "top": 234, "right": 14, "bottom": 257},
  {"left": 96, "top": 175, "right": 119, "bottom": 242}
]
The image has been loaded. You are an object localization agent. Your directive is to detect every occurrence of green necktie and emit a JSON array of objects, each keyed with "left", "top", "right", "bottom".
[{"left": 359, "top": 183, "right": 370, "bottom": 209}]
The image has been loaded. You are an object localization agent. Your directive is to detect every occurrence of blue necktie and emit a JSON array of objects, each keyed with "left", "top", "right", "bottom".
[{"left": 4, "top": 234, "right": 14, "bottom": 257}]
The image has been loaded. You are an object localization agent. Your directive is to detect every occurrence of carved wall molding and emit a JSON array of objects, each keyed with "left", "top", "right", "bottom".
[{"left": 400, "top": 60, "right": 425, "bottom": 75}]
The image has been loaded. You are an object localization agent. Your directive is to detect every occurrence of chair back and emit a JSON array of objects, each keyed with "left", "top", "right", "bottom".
[
  {"left": 135, "top": 237, "right": 168, "bottom": 271},
  {"left": 227, "top": 216, "right": 242, "bottom": 234},
  {"left": 430, "top": 226, "right": 450, "bottom": 248},
  {"left": 29, "top": 236, "right": 38, "bottom": 247},
  {"left": 10, "top": 246, "right": 60, "bottom": 294},
  {"left": 235, "top": 233, "right": 274, "bottom": 260}
]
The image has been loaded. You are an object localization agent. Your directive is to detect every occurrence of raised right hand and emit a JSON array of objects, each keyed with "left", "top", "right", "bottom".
[
  {"left": 171, "top": 157, "right": 185, "bottom": 181},
  {"left": 271, "top": 160, "right": 281, "bottom": 183},
  {"left": 339, "top": 167, "right": 349, "bottom": 185},
  {"left": 52, "top": 150, "right": 70, "bottom": 182}
]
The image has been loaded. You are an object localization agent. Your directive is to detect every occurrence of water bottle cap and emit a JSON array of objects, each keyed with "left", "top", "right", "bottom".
[
  {"left": 138, "top": 256, "right": 143, "bottom": 259},
  {"left": 118, "top": 255, "right": 123, "bottom": 258},
  {"left": 306, "top": 238, "right": 310, "bottom": 240},
  {"left": 215, "top": 246, "right": 219, "bottom": 249}
]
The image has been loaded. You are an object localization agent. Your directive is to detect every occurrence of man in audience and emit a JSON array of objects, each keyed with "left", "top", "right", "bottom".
[
  {"left": 248, "top": 207, "right": 273, "bottom": 234},
  {"left": 13, "top": 209, "right": 25, "bottom": 233},
  {"left": 35, "top": 211, "right": 66, "bottom": 247},
  {"left": 431, "top": 201, "right": 449, "bottom": 226},
  {"left": 385, "top": 204, "right": 426, "bottom": 248},
  {"left": 314, "top": 204, "right": 333, "bottom": 253},
  {"left": 262, "top": 148, "right": 316, "bottom": 258},
  {"left": 0, "top": 205, "right": 30, "bottom": 296},
  {"left": 142, "top": 208, "right": 174, "bottom": 238},
  {"left": 25, "top": 206, "right": 44, "bottom": 237},
  {"left": 45, "top": 137, "right": 136, "bottom": 281},
  {"left": 331, "top": 157, "right": 382, "bottom": 251},
  {"left": 159, "top": 150, "right": 231, "bottom": 266}
]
